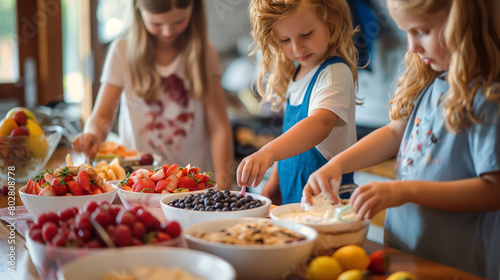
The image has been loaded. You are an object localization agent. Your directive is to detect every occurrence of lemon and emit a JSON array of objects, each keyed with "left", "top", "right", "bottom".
[
  {"left": 332, "top": 245, "right": 370, "bottom": 271},
  {"left": 6, "top": 107, "right": 37, "bottom": 123},
  {"left": 0, "top": 118, "right": 18, "bottom": 137},
  {"left": 337, "top": 269, "right": 368, "bottom": 280},
  {"left": 387, "top": 271, "right": 418, "bottom": 280},
  {"left": 26, "top": 119, "right": 48, "bottom": 158},
  {"left": 306, "top": 256, "right": 343, "bottom": 280}
]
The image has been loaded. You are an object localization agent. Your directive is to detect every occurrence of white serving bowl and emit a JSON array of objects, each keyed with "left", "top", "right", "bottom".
[
  {"left": 19, "top": 184, "right": 117, "bottom": 219},
  {"left": 57, "top": 246, "right": 236, "bottom": 280},
  {"left": 184, "top": 217, "right": 317, "bottom": 280},
  {"left": 160, "top": 190, "right": 271, "bottom": 228},
  {"left": 117, "top": 187, "right": 212, "bottom": 222},
  {"left": 26, "top": 229, "right": 183, "bottom": 280},
  {"left": 270, "top": 203, "right": 369, "bottom": 255}
]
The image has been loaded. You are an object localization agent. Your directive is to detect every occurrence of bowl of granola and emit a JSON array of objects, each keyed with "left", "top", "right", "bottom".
[{"left": 183, "top": 218, "right": 317, "bottom": 280}]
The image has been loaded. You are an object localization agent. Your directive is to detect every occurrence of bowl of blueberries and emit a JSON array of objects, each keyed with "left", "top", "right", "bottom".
[{"left": 160, "top": 189, "right": 272, "bottom": 228}]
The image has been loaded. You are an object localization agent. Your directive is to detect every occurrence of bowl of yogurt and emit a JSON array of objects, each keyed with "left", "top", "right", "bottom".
[{"left": 269, "top": 199, "right": 369, "bottom": 255}]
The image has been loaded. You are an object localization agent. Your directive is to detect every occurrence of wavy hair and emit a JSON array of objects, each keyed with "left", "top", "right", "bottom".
[
  {"left": 249, "top": 0, "right": 359, "bottom": 110},
  {"left": 127, "top": 0, "right": 211, "bottom": 102},
  {"left": 389, "top": 0, "right": 500, "bottom": 133}
]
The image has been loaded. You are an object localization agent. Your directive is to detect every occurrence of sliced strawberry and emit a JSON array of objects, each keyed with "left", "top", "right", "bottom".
[
  {"left": 161, "top": 164, "right": 171, "bottom": 174},
  {"left": 34, "top": 182, "right": 43, "bottom": 195},
  {"left": 150, "top": 169, "right": 165, "bottom": 182},
  {"left": 132, "top": 178, "right": 155, "bottom": 193},
  {"left": 164, "top": 174, "right": 179, "bottom": 192},
  {"left": 77, "top": 170, "right": 91, "bottom": 192},
  {"left": 51, "top": 178, "right": 69, "bottom": 196},
  {"left": 39, "top": 185, "right": 56, "bottom": 196},
  {"left": 67, "top": 181, "right": 85, "bottom": 196},
  {"left": 154, "top": 178, "right": 170, "bottom": 193},
  {"left": 198, "top": 182, "right": 206, "bottom": 190},
  {"left": 25, "top": 179, "right": 35, "bottom": 194},
  {"left": 164, "top": 164, "right": 179, "bottom": 177},
  {"left": 178, "top": 176, "right": 198, "bottom": 192}
]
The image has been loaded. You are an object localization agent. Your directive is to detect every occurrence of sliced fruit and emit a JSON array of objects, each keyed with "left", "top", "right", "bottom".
[{"left": 0, "top": 118, "right": 18, "bottom": 137}]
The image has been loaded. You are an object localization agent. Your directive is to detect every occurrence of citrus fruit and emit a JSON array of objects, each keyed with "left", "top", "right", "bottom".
[
  {"left": 26, "top": 119, "right": 48, "bottom": 158},
  {"left": 332, "top": 245, "right": 370, "bottom": 271},
  {"left": 0, "top": 118, "right": 18, "bottom": 137},
  {"left": 6, "top": 107, "right": 37, "bottom": 123},
  {"left": 337, "top": 269, "right": 368, "bottom": 280},
  {"left": 387, "top": 271, "right": 418, "bottom": 280},
  {"left": 306, "top": 256, "right": 343, "bottom": 280}
]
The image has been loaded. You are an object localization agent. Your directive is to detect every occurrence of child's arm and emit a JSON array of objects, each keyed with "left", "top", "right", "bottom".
[
  {"left": 260, "top": 164, "right": 282, "bottom": 205},
  {"left": 204, "top": 50, "right": 234, "bottom": 190},
  {"left": 237, "top": 108, "right": 339, "bottom": 188},
  {"left": 72, "top": 84, "right": 122, "bottom": 161},
  {"left": 350, "top": 170, "right": 500, "bottom": 219},
  {"left": 303, "top": 120, "right": 407, "bottom": 203}
]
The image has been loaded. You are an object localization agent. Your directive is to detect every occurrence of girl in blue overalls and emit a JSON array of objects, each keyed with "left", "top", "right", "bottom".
[{"left": 237, "top": 0, "right": 360, "bottom": 204}]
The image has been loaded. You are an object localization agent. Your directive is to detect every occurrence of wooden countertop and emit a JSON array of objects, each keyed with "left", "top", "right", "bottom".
[{"left": 0, "top": 146, "right": 487, "bottom": 280}]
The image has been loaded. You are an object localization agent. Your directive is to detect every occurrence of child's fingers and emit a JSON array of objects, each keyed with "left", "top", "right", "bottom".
[
  {"left": 236, "top": 160, "right": 253, "bottom": 187},
  {"left": 252, "top": 168, "right": 266, "bottom": 188}
]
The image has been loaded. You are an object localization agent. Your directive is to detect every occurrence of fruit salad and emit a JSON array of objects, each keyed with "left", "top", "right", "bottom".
[
  {"left": 119, "top": 164, "right": 215, "bottom": 194},
  {"left": 25, "top": 165, "right": 114, "bottom": 196}
]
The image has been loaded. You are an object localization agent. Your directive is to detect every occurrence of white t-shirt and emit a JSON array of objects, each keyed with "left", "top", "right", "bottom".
[
  {"left": 286, "top": 63, "right": 356, "bottom": 159},
  {"left": 100, "top": 39, "right": 222, "bottom": 172}
]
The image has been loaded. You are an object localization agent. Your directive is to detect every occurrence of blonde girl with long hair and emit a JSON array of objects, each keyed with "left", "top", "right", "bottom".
[
  {"left": 73, "top": 0, "right": 234, "bottom": 189},
  {"left": 237, "top": 0, "right": 359, "bottom": 204},
  {"left": 303, "top": 0, "right": 500, "bottom": 277}
]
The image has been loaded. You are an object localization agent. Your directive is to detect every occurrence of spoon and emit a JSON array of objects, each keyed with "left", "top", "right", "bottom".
[
  {"left": 89, "top": 218, "right": 116, "bottom": 248},
  {"left": 240, "top": 186, "right": 246, "bottom": 197}
]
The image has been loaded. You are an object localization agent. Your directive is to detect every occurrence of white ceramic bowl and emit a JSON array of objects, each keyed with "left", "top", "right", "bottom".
[
  {"left": 117, "top": 187, "right": 213, "bottom": 222},
  {"left": 26, "top": 229, "right": 183, "bottom": 280},
  {"left": 57, "top": 246, "right": 236, "bottom": 280},
  {"left": 184, "top": 217, "right": 317, "bottom": 280},
  {"left": 19, "top": 184, "right": 117, "bottom": 219},
  {"left": 270, "top": 203, "right": 369, "bottom": 255},
  {"left": 160, "top": 190, "right": 271, "bottom": 228}
]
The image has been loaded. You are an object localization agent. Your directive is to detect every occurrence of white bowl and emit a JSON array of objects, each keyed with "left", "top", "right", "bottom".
[
  {"left": 117, "top": 187, "right": 212, "bottom": 222},
  {"left": 26, "top": 229, "right": 183, "bottom": 280},
  {"left": 57, "top": 246, "right": 236, "bottom": 280},
  {"left": 19, "top": 185, "right": 117, "bottom": 219},
  {"left": 270, "top": 203, "right": 369, "bottom": 255},
  {"left": 184, "top": 217, "right": 317, "bottom": 280},
  {"left": 160, "top": 190, "right": 271, "bottom": 228}
]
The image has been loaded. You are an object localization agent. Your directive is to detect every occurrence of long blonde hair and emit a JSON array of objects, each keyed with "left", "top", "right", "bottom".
[
  {"left": 389, "top": 0, "right": 500, "bottom": 133},
  {"left": 127, "top": 0, "right": 211, "bottom": 102},
  {"left": 249, "top": 0, "right": 359, "bottom": 109}
]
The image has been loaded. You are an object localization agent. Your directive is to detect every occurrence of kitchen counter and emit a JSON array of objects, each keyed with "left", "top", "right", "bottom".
[{"left": 0, "top": 146, "right": 487, "bottom": 280}]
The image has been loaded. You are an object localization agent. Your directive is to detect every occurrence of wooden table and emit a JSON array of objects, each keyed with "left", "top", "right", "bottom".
[{"left": 0, "top": 146, "right": 487, "bottom": 280}]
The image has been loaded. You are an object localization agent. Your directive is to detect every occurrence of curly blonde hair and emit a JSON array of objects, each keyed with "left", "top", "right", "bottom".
[
  {"left": 126, "top": 0, "right": 211, "bottom": 102},
  {"left": 389, "top": 0, "right": 500, "bottom": 133},
  {"left": 249, "top": 0, "right": 359, "bottom": 109}
]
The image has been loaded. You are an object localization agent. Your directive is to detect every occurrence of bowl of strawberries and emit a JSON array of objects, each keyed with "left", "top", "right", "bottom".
[
  {"left": 115, "top": 163, "right": 216, "bottom": 222},
  {"left": 19, "top": 165, "right": 117, "bottom": 219},
  {"left": 26, "top": 201, "right": 183, "bottom": 280}
]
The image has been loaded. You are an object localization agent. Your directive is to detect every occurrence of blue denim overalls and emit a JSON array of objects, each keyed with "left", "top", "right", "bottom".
[{"left": 278, "top": 56, "right": 354, "bottom": 204}]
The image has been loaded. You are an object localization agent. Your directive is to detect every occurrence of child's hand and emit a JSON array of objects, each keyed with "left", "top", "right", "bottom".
[
  {"left": 302, "top": 164, "right": 342, "bottom": 205},
  {"left": 237, "top": 149, "right": 276, "bottom": 188},
  {"left": 350, "top": 181, "right": 403, "bottom": 220},
  {"left": 72, "top": 133, "right": 100, "bottom": 161}
]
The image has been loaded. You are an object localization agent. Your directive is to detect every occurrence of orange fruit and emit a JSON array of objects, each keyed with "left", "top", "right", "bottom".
[
  {"left": 0, "top": 118, "right": 18, "bottom": 137},
  {"left": 332, "top": 245, "right": 370, "bottom": 271}
]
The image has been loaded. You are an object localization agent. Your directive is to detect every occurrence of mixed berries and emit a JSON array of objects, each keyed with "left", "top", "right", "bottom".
[
  {"left": 120, "top": 163, "right": 215, "bottom": 194},
  {"left": 27, "top": 201, "right": 182, "bottom": 248}
]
